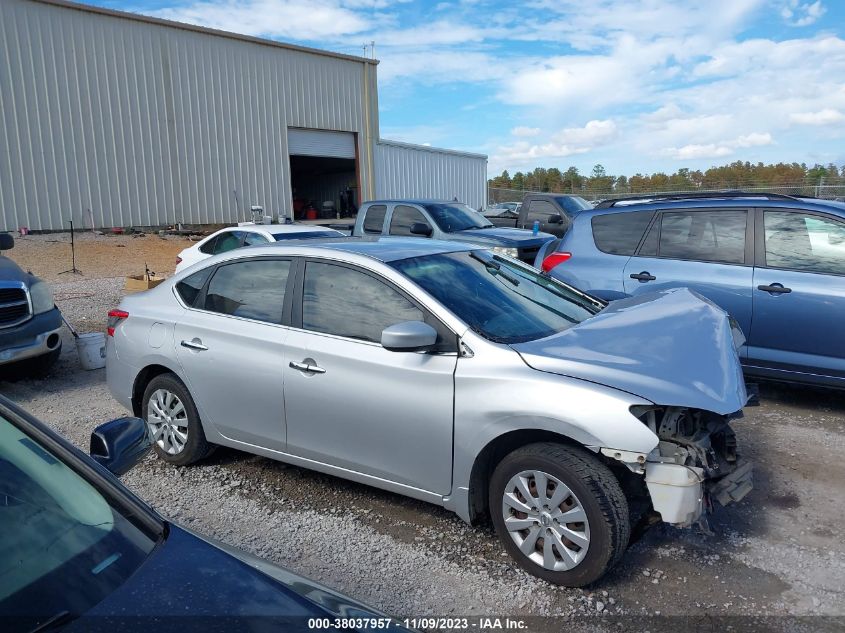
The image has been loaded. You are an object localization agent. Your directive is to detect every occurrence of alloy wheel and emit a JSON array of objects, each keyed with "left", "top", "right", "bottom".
[
  {"left": 147, "top": 388, "right": 189, "bottom": 455},
  {"left": 501, "top": 469, "right": 591, "bottom": 570}
]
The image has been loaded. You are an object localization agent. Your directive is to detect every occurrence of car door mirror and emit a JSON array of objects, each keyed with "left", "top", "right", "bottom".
[
  {"left": 410, "top": 222, "right": 433, "bottom": 237},
  {"left": 0, "top": 233, "right": 14, "bottom": 250},
  {"left": 548, "top": 214, "right": 563, "bottom": 225},
  {"left": 89, "top": 417, "right": 152, "bottom": 476},
  {"left": 381, "top": 321, "right": 438, "bottom": 352}
]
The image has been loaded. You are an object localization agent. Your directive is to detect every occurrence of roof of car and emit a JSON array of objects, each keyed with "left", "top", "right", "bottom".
[
  {"left": 582, "top": 192, "right": 845, "bottom": 217},
  {"left": 230, "top": 223, "right": 344, "bottom": 234},
  {"left": 261, "top": 236, "right": 476, "bottom": 262},
  {"left": 364, "top": 199, "right": 464, "bottom": 206}
]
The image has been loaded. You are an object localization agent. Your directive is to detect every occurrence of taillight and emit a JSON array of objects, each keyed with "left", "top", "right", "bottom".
[
  {"left": 541, "top": 252, "right": 572, "bottom": 272},
  {"left": 107, "top": 309, "right": 129, "bottom": 337},
  {"left": 176, "top": 256, "right": 183, "bottom": 265}
]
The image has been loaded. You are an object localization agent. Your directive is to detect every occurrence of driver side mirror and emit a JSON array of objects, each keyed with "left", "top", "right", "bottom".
[
  {"left": 381, "top": 321, "right": 438, "bottom": 352},
  {"left": 548, "top": 214, "right": 563, "bottom": 225},
  {"left": 90, "top": 417, "right": 152, "bottom": 476},
  {"left": 410, "top": 222, "right": 433, "bottom": 237},
  {"left": 0, "top": 233, "right": 14, "bottom": 251}
]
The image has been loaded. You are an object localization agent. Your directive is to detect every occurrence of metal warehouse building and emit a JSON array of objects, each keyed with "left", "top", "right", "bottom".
[{"left": 0, "top": 0, "right": 487, "bottom": 232}]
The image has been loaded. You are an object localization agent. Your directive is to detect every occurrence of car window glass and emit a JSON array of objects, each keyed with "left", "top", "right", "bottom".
[
  {"left": 203, "top": 259, "right": 291, "bottom": 323},
  {"left": 302, "top": 262, "right": 423, "bottom": 343},
  {"left": 527, "top": 200, "right": 558, "bottom": 222},
  {"left": 243, "top": 232, "right": 269, "bottom": 246},
  {"left": 0, "top": 414, "right": 154, "bottom": 617},
  {"left": 213, "top": 231, "right": 245, "bottom": 254},
  {"left": 658, "top": 210, "right": 746, "bottom": 264},
  {"left": 423, "top": 203, "right": 490, "bottom": 232},
  {"left": 764, "top": 211, "right": 845, "bottom": 275},
  {"left": 390, "top": 205, "right": 430, "bottom": 237},
  {"left": 175, "top": 267, "right": 213, "bottom": 307},
  {"left": 363, "top": 205, "right": 387, "bottom": 234},
  {"left": 555, "top": 196, "right": 592, "bottom": 214},
  {"left": 638, "top": 218, "right": 659, "bottom": 257},
  {"left": 198, "top": 235, "right": 218, "bottom": 255},
  {"left": 592, "top": 211, "right": 655, "bottom": 255}
]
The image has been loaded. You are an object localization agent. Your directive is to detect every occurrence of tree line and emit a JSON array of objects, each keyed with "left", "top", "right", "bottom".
[{"left": 488, "top": 161, "right": 845, "bottom": 196}]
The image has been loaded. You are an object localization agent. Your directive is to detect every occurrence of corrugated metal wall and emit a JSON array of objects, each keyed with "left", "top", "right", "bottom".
[
  {"left": 375, "top": 140, "right": 488, "bottom": 210},
  {"left": 0, "top": 0, "right": 379, "bottom": 231}
]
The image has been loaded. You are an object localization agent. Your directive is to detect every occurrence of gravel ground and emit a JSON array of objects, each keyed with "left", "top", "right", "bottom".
[{"left": 2, "top": 263, "right": 844, "bottom": 631}]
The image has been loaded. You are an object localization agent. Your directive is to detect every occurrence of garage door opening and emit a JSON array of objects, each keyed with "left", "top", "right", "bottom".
[{"left": 288, "top": 128, "right": 359, "bottom": 221}]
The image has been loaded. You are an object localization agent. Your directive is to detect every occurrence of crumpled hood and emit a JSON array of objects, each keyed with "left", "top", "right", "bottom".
[
  {"left": 512, "top": 288, "right": 748, "bottom": 415},
  {"left": 448, "top": 227, "right": 552, "bottom": 247}
]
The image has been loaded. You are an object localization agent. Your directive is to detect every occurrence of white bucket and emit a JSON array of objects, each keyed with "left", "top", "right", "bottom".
[{"left": 76, "top": 332, "right": 106, "bottom": 370}]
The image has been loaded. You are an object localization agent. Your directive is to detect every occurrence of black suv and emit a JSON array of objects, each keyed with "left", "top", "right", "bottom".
[{"left": 0, "top": 234, "right": 62, "bottom": 375}]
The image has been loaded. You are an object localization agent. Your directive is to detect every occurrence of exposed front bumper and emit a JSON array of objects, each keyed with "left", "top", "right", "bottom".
[
  {"left": 645, "top": 458, "right": 753, "bottom": 526},
  {"left": 0, "top": 308, "right": 63, "bottom": 366}
]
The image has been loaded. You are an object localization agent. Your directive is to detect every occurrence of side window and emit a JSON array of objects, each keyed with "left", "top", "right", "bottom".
[
  {"left": 638, "top": 218, "right": 659, "bottom": 257},
  {"left": 363, "top": 205, "right": 387, "bottom": 234},
  {"left": 592, "top": 211, "right": 655, "bottom": 255},
  {"left": 764, "top": 211, "right": 845, "bottom": 276},
  {"left": 390, "top": 205, "right": 431, "bottom": 237},
  {"left": 302, "top": 262, "right": 424, "bottom": 343},
  {"left": 658, "top": 210, "right": 746, "bottom": 264},
  {"left": 203, "top": 259, "right": 291, "bottom": 323},
  {"left": 243, "top": 232, "right": 269, "bottom": 246},
  {"left": 527, "top": 200, "right": 559, "bottom": 223},
  {"left": 199, "top": 235, "right": 219, "bottom": 255},
  {"left": 175, "top": 267, "right": 213, "bottom": 307},
  {"left": 213, "top": 231, "right": 245, "bottom": 254}
]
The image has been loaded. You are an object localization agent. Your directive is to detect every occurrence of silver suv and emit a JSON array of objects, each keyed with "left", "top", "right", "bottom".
[{"left": 106, "top": 237, "right": 752, "bottom": 586}]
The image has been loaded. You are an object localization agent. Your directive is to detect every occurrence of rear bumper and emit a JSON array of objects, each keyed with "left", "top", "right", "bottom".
[
  {"left": 0, "top": 308, "right": 63, "bottom": 365},
  {"left": 645, "top": 458, "right": 753, "bottom": 526}
]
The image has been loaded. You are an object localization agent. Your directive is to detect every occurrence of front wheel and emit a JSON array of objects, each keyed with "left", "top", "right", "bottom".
[
  {"left": 142, "top": 373, "right": 214, "bottom": 466},
  {"left": 489, "top": 442, "right": 630, "bottom": 587}
]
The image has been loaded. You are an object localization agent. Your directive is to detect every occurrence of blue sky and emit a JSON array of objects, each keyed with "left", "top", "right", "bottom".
[{"left": 90, "top": 0, "right": 844, "bottom": 177}]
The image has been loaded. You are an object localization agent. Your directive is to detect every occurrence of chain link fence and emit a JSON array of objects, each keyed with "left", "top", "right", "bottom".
[{"left": 488, "top": 184, "right": 845, "bottom": 205}]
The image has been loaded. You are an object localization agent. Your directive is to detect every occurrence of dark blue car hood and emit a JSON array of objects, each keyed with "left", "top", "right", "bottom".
[
  {"left": 512, "top": 288, "right": 748, "bottom": 415},
  {"left": 446, "top": 227, "right": 552, "bottom": 247},
  {"left": 73, "top": 525, "right": 386, "bottom": 631}
]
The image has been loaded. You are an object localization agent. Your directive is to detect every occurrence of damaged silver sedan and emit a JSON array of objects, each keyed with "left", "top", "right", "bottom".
[{"left": 106, "top": 238, "right": 752, "bottom": 586}]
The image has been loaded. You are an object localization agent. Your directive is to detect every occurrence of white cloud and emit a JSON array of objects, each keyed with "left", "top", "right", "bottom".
[
  {"left": 492, "top": 120, "right": 618, "bottom": 166},
  {"left": 511, "top": 126, "right": 540, "bottom": 137},
  {"left": 790, "top": 108, "right": 845, "bottom": 125},
  {"left": 662, "top": 132, "right": 773, "bottom": 159},
  {"left": 781, "top": 1, "right": 826, "bottom": 27}
]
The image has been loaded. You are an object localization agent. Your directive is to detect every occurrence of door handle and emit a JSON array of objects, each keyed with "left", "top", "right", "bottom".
[
  {"left": 757, "top": 284, "right": 792, "bottom": 294},
  {"left": 180, "top": 339, "right": 208, "bottom": 351},
  {"left": 289, "top": 360, "right": 326, "bottom": 374},
  {"left": 630, "top": 272, "right": 657, "bottom": 282}
]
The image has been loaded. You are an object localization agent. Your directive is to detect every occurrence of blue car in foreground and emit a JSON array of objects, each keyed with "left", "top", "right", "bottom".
[
  {"left": 535, "top": 192, "right": 845, "bottom": 388},
  {"left": 0, "top": 396, "right": 404, "bottom": 632}
]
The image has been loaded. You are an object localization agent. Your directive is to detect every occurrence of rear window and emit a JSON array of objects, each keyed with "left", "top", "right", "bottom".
[
  {"left": 363, "top": 205, "right": 387, "bottom": 234},
  {"left": 591, "top": 212, "right": 654, "bottom": 255}
]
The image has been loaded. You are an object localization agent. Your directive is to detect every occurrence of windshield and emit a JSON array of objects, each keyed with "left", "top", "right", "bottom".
[
  {"left": 273, "top": 230, "right": 342, "bottom": 241},
  {"left": 0, "top": 413, "right": 156, "bottom": 622},
  {"left": 424, "top": 203, "right": 493, "bottom": 232},
  {"left": 391, "top": 251, "right": 603, "bottom": 343},
  {"left": 555, "top": 196, "right": 592, "bottom": 215}
]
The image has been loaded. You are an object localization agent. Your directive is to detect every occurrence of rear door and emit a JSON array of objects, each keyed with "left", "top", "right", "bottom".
[
  {"left": 747, "top": 208, "right": 845, "bottom": 380},
  {"left": 174, "top": 257, "right": 294, "bottom": 451},
  {"left": 622, "top": 208, "right": 753, "bottom": 355},
  {"left": 282, "top": 259, "right": 457, "bottom": 494}
]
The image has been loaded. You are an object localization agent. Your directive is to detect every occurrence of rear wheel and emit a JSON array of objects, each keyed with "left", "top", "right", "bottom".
[
  {"left": 489, "top": 442, "right": 630, "bottom": 587},
  {"left": 142, "top": 373, "right": 214, "bottom": 466}
]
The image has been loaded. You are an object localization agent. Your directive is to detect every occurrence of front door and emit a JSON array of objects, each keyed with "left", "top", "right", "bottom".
[
  {"left": 175, "top": 258, "right": 294, "bottom": 451},
  {"left": 747, "top": 209, "right": 845, "bottom": 380},
  {"left": 622, "top": 208, "right": 753, "bottom": 355},
  {"left": 283, "top": 260, "right": 457, "bottom": 494}
]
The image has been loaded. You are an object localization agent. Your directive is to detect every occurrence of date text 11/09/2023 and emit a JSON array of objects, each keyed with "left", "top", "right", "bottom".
[{"left": 307, "top": 618, "right": 528, "bottom": 630}]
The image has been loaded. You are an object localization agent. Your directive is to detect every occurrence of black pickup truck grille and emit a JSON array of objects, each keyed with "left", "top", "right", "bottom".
[{"left": 0, "top": 287, "right": 30, "bottom": 328}]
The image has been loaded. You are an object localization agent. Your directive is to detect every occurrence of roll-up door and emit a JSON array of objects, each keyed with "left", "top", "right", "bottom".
[{"left": 288, "top": 129, "right": 356, "bottom": 159}]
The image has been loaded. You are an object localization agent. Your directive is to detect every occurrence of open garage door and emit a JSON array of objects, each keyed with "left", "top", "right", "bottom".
[{"left": 288, "top": 129, "right": 359, "bottom": 221}]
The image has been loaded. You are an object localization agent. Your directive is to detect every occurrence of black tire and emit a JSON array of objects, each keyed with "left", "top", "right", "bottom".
[
  {"left": 489, "top": 442, "right": 630, "bottom": 587},
  {"left": 142, "top": 373, "right": 214, "bottom": 466}
]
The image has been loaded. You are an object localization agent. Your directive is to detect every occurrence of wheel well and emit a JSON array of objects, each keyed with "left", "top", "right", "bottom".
[
  {"left": 465, "top": 430, "right": 645, "bottom": 525},
  {"left": 131, "top": 364, "right": 173, "bottom": 416}
]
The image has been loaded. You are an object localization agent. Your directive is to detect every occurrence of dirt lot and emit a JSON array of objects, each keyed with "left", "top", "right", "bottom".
[{"left": 2, "top": 234, "right": 844, "bottom": 631}]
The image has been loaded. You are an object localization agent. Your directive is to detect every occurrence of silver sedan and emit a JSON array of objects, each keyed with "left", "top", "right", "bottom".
[{"left": 106, "top": 237, "right": 751, "bottom": 586}]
